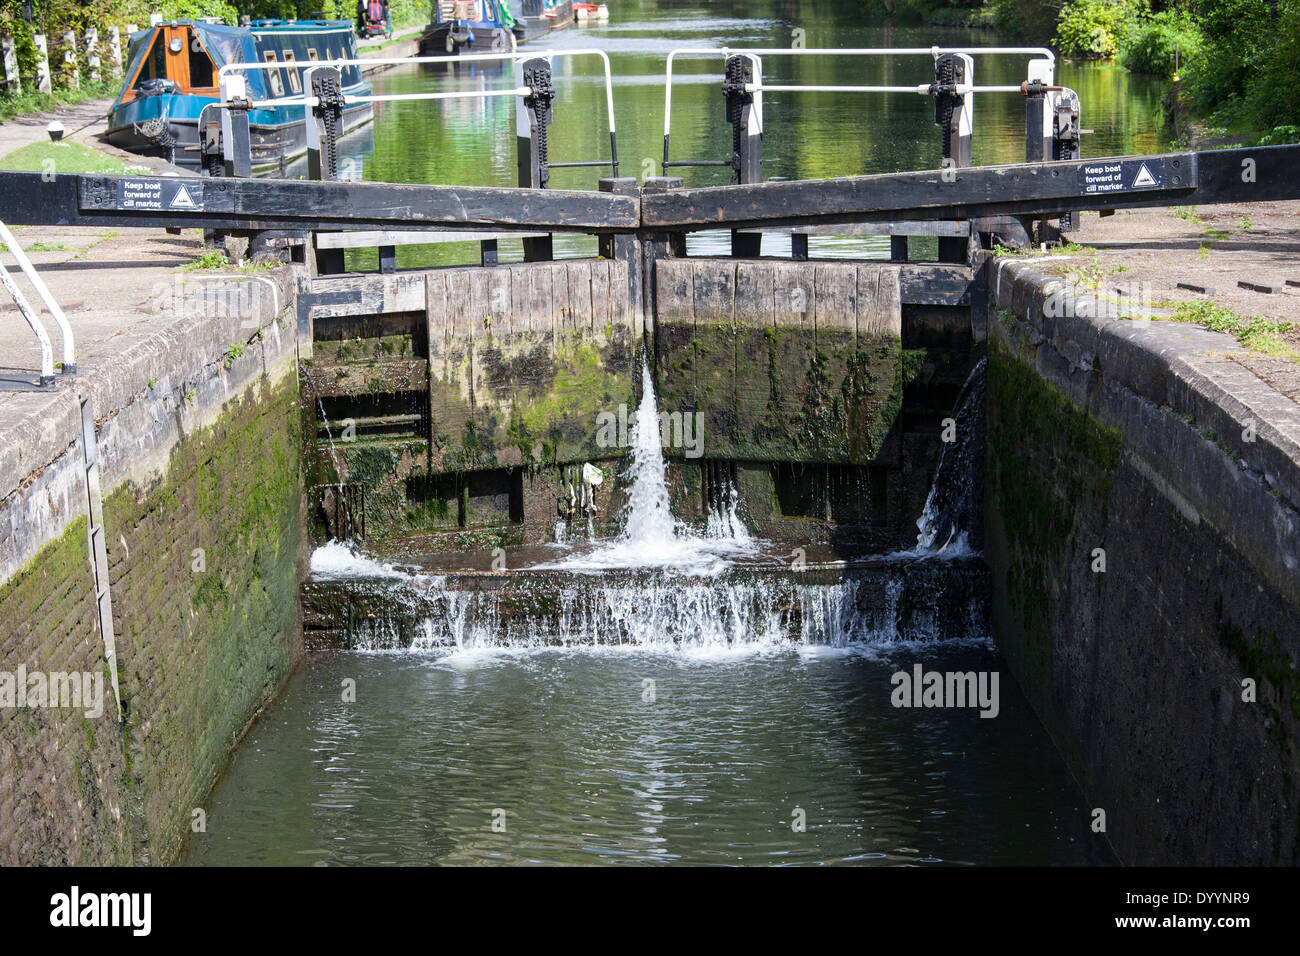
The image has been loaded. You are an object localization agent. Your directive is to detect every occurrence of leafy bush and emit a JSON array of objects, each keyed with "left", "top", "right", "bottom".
[
  {"left": 989, "top": 0, "right": 1060, "bottom": 40},
  {"left": 1120, "top": 11, "right": 1202, "bottom": 78},
  {"left": 1257, "top": 125, "right": 1300, "bottom": 145},
  {"left": 1055, "top": 0, "right": 1149, "bottom": 59},
  {"left": 1179, "top": 0, "right": 1299, "bottom": 137}
]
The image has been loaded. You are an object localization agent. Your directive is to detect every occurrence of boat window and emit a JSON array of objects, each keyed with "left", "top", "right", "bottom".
[
  {"left": 188, "top": 34, "right": 215, "bottom": 88},
  {"left": 306, "top": 48, "right": 318, "bottom": 61},
  {"left": 132, "top": 32, "right": 168, "bottom": 87},
  {"left": 284, "top": 51, "right": 302, "bottom": 93},
  {"left": 263, "top": 51, "right": 284, "bottom": 96}
]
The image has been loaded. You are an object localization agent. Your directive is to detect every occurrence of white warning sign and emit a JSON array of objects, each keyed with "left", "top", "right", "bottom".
[
  {"left": 170, "top": 184, "right": 197, "bottom": 208},
  {"left": 114, "top": 178, "right": 204, "bottom": 211},
  {"left": 1077, "top": 158, "right": 1164, "bottom": 194}
]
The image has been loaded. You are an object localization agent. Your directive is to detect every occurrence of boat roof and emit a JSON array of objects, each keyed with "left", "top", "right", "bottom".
[{"left": 114, "top": 19, "right": 365, "bottom": 109}]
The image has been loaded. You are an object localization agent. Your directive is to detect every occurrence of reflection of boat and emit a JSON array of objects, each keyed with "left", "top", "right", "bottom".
[
  {"left": 418, "top": 1, "right": 514, "bottom": 56},
  {"left": 511, "top": 1, "right": 577, "bottom": 42},
  {"left": 106, "top": 19, "right": 372, "bottom": 174}
]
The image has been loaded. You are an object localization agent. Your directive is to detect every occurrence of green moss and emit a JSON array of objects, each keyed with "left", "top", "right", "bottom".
[
  {"left": 0, "top": 372, "right": 302, "bottom": 865},
  {"left": 988, "top": 334, "right": 1123, "bottom": 640},
  {"left": 1216, "top": 594, "right": 1300, "bottom": 723}
]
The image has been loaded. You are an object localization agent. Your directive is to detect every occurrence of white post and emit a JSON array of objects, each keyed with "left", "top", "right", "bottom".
[
  {"left": 84, "top": 28, "right": 100, "bottom": 83},
  {"left": 2, "top": 36, "right": 18, "bottom": 95},
  {"left": 957, "top": 53, "right": 974, "bottom": 164},
  {"left": 149, "top": 13, "right": 163, "bottom": 27},
  {"left": 127, "top": 23, "right": 139, "bottom": 34},
  {"left": 61, "top": 29, "right": 79, "bottom": 90},
  {"left": 108, "top": 26, "right": 122, "bottom": 77},
  {"left": 33, "top": 33, "right": 51, "bottom": 94}
]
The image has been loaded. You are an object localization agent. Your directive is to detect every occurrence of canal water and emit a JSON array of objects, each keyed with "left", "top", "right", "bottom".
[{"left": 183, "top": 0, "right": 1165, "bottom": 865}]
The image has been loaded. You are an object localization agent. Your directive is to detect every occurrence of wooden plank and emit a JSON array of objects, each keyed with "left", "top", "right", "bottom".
[
  {"left": 426, "top": 271, "right": 450, "bottom": 355},
  {"left": 589, "top": 259, "right": 612, "bottom": 332},
  {"left": 653, "top": 259, "right": 695, "bottom": 323},
  {"left": 636, "top": 150, "right": 1227, "bottom": 229},
  {"left": 692, "top": 260, "right": 735, "bottom": 323},
  {"left": 898, "top": 264, "right": 976, "bottom": 306},
  {"left": 528, "top": 264, "right": 555, "bottom": 351},
  {"left": 428, "top": 268, "right": 476, "bottom": 470},
  {"left": 692, "top": 260, "right": 737, "bottom": 458},
  {"left": 652, "top": 258, "right": 696, "bottom": 426},
  {"left": 607, "top": 260, "right": 630, "bottom": 331},
  {"left": 771, "top": 260, "right": 813, "bottom": 329},
  {"left": 814, "top": 264, "right": 857, "bottom": 333},
  {"left": 733, "top": 261, "right": 775, "bottom": 329},
  {"left": 767, "top": 221, "right": 970, "bottom": 237},
  {"left": 875, "top": 266, "right": 903, "bottom": 336},
  {"left": 75, "top": 174, "right": 642, "bottom": 231},
  {"left": 733, "top": 260, "right": 777, "bottom": 458},
  {"left": 566, "top": 260, "right": 593, "bottom": 332},
  {"left": 769, "top": 261, "right": 816, "bottom": 454},
  {"left": 309, "top": 272, "right": 425, "bottom": 316},
  {"left": 315, "top": 229, "right": 550, "bottom": 249},
  {"left": 509, "top": 262, "right": 531, "bottom": 335}
]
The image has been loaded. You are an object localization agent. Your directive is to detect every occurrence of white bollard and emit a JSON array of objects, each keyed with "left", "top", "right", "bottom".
[
  {"left": 84, "top": 28, "right": 100, "bottom": 83},
  {"left": 61, "top": 29, "right": 79, "bottom": 90},
  {"left": 2, "top": 36, "right": 18, "bottom": 95},
  {"left": 149, "top": 12, "right": 163, "bottom": 26},
  {"left": 33, "top": 33, "right": 51, "bottom": 94},
  {"left": 108, "top": 26, "right": 122, "bottom": 77}
]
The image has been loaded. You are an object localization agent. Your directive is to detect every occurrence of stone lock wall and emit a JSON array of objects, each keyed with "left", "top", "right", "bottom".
[
  {"left": 986, "top": 257, "right": 1300, "bottom": 865},
  {"left": 0, "top": 276, "right": 304, "bottom": 865}
]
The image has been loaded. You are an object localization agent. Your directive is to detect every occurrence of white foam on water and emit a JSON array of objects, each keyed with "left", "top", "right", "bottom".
[
  {"left": 540, "top": 359, "right": 758, "bottom": 575},
  {"left": 310, "top": 540, "right": 412, "bottom": 580}
]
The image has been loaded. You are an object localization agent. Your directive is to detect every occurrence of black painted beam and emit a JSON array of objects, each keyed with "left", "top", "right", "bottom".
[
  {"left": 640, "top": 144, "right": 1300, "bottom": 231},
  {"left": 0, "top": 171, "right": 640, "bottom": 233}
]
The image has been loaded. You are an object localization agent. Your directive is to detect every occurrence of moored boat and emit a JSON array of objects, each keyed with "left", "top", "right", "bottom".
[
  {"left": 105, "top": 19, "right": 373, "bottom": 174},
  {"left": 510, "top": 1, "right": 577, "bottom": 43},
  {"left": 574, "top": 3, "right": 609, "bottom": 22},
  {"left": 418, "top": 1, "right": 515, "bottom": 56}
]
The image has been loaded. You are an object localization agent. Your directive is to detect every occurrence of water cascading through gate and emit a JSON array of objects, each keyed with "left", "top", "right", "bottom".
[{"left": 306, "top": 359, "right": 990, "bottom": 652}]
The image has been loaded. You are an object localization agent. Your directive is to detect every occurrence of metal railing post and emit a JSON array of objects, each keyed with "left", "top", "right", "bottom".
[
  {"left": 724, "top": 54, "right": 764, "bottom": 258},
  {"left": 517, "top": 56, "right": 554, "bottom": 262},
  {"left": 307, "top": 67, "right": 345, "bottom": 182},
  {"left": 0, "top": 218, "right": 75, "bottom": 376}
]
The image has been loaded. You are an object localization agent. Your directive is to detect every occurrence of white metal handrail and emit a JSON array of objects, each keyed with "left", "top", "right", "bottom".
[
  {"left": 217, "top": 48, "right": 618, "bottom": 145},
  {"left": 0, "top": 218, "right": 75, "bottom": 385},
  {"left": 663, "top": 45, "right": 1056, "bottom": 142}
]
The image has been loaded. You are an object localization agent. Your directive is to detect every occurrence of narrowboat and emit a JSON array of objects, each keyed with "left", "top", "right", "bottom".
[
  {"left": 105, "top": 19, "right": 373, "bottom": 174},
  {"left": 511, "top": 1, "right": 577, "bottom": 43},
  {"left": 417, "top": 1, "right": 579, "bottom": 55},
  {"left": 418, "top": 1, "right": 516, "bottom": 56}
]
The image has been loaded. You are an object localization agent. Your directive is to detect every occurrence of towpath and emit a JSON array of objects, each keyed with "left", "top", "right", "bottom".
[{"left": 1029, "top": 201, "right": 1300, "bottom": 402}]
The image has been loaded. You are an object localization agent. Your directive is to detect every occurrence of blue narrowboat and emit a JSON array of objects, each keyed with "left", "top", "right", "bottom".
[{"left": 106, "top": 19, "right": 373, "bottom": 174}]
